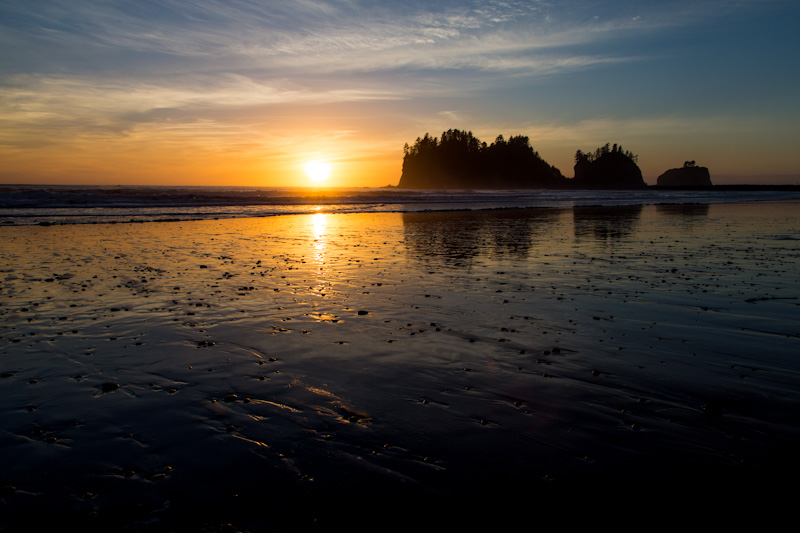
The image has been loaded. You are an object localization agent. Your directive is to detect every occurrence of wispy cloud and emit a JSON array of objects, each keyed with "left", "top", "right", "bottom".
[
  {"left": 2, "top": 1, "right": 797, "bottom": 184},
  {"left": 0, "top": 0, "right": 655, "bottom": 138},
  {"left": 2, "top": 1, "right": 646, "bottom": 77},
  {"left": 2, "top": 0, "right": 647, "bottom": 147}
]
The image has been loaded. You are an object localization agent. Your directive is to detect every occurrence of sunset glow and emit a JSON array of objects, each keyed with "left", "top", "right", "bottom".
[
  {"left": 304, "top": 161, "right": 333, "bottom": 184},
  {"left": 0, "top": 1, "right": 798, "bottom": 186}
]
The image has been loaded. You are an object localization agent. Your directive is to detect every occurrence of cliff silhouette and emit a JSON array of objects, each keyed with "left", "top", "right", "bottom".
[
  {"left": 657, "top": 161, "right": 712, "bottom": 187},
  {"left": 398, "top": 130, "right": 567, "bottom": 189},
  {"left": 572, "top": 144, "right": 645, "bottom": 189}
]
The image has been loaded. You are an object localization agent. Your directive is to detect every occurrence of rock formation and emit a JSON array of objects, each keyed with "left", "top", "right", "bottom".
[
  {"left": 571, "top": 144, "right": 645, "bottom": 189},
  {"left": 657, "top": 161, "right": 712, "bottom": 187},
  {"left": 398, "top": 130, "right": 567, "bottom": 189}
]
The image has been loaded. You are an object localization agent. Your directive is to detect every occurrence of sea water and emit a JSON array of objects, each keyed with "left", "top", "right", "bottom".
[{"left": 1, "top": 184, "right": 798, "bottom": 225}]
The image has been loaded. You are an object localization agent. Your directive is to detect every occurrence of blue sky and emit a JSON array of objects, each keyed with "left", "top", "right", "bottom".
[{"left": 1, "top": 0, "right": 798, "bottom": 186}]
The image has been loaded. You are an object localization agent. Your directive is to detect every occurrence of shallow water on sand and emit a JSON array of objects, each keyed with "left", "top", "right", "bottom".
[{"left": 1, "top": 201, "right": 799, "bottom": 529}]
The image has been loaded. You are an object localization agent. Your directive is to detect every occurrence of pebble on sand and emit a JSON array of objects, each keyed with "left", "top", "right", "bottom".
[{"left": 101, "top": 382, "right": 120, "bottom": 393}]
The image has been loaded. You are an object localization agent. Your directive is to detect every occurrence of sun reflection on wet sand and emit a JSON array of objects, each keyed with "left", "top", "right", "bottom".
[
  {"left": 311, "top": 211, "right": 327, "bottom": 259},
  {"left": 0, "top": 202, "right": 798, "bottom": 529}
]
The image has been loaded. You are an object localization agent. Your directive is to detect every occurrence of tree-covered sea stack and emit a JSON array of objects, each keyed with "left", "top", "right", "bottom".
[
  {"left": 572, "top": 144, "right": 645, "bottom": 189},
  {"left": 398, "top": 129, "right": 566, "bottom": 189}
]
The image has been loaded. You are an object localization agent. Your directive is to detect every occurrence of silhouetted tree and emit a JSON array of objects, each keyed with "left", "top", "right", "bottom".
[
  {"left": 572, "top": 143, "right": 644, "bottom": 189},
  {"left": 398, "top": 130, "right": 566, "bottom": 189}
]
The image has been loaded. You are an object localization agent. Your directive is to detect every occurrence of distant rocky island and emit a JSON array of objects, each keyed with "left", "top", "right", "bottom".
[
  {"left": 572, "top": 143, "right": 645, "bottom": 189},
  {"left": 397, "top": 129, "right": 726, "bottom": 190},
  {"left": 398, "top": 130, "right": 567, "bottom": 189},
  {"left": 657, "top": 161, "right": 713, "bottom": 187},
  {"left": 399, "top": 131, "right": 649, "bottom": 189}
]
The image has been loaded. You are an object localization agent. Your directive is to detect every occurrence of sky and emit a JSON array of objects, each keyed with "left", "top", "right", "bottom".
[{"left": 1, "top": 0, "right": 799, "bottom": 187}]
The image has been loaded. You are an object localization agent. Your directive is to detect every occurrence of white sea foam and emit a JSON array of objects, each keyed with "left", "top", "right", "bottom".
[{"left": 1, "top": 184, "right": 798, "bottom": 225}]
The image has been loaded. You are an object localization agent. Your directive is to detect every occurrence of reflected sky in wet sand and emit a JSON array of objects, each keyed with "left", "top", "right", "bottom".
[{"left": 1, "top": 201, "right": 799, "bottom": 528}]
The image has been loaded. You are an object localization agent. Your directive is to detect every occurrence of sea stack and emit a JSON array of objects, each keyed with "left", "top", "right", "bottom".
[
  {"left": 398, "top": 130, "right": 566, "bottom": 189},
  {"left": 657, "top": 161, "right": 712, "bottom": 187},
  {"left": 572, "top": 143, "right": 645, "bottom": 189}
]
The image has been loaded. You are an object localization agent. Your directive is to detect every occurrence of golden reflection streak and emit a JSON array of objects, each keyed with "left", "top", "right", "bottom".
[{"left": 311, "top": 211, "right": 327, "bottom": 262}]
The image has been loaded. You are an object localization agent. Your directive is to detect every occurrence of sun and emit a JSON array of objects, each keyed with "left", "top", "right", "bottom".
[{"left": 303, "top": 160, "right": 332, "bottom": 184}]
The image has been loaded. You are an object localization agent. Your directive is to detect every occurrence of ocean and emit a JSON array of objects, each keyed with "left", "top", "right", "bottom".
[{"left": 2, "top": 184, "right": 799, "bottom": 225}]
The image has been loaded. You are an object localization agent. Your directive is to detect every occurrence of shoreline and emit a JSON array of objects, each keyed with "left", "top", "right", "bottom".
[
  {"left": 2, "top": 200, "right": 799, "bottom": 529},
  {"left": 2, "top": 190, "right": 800, "bottom": 227}
]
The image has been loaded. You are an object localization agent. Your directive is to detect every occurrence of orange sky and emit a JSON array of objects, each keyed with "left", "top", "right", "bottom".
[{"left": 2, "top": 1, "right": 799, "bottom": 187}]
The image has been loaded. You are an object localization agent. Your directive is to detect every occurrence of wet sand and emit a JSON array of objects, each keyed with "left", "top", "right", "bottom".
[{"left": 2, "top": 201, "right": 799, "bottom": 530}]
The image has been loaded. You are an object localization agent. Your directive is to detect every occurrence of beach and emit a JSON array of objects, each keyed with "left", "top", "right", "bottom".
[{"left": 2, "top": 200, "right": 799, "bottom": 530}]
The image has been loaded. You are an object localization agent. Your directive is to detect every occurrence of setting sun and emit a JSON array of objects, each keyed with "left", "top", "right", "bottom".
[{"left": 303, "top": 160, "right": 332, "bottom": 184}]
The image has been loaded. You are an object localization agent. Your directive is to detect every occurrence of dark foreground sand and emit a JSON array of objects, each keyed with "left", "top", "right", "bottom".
[{"left": 2, "top": 201, "right": 799, "bottom": 530}]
